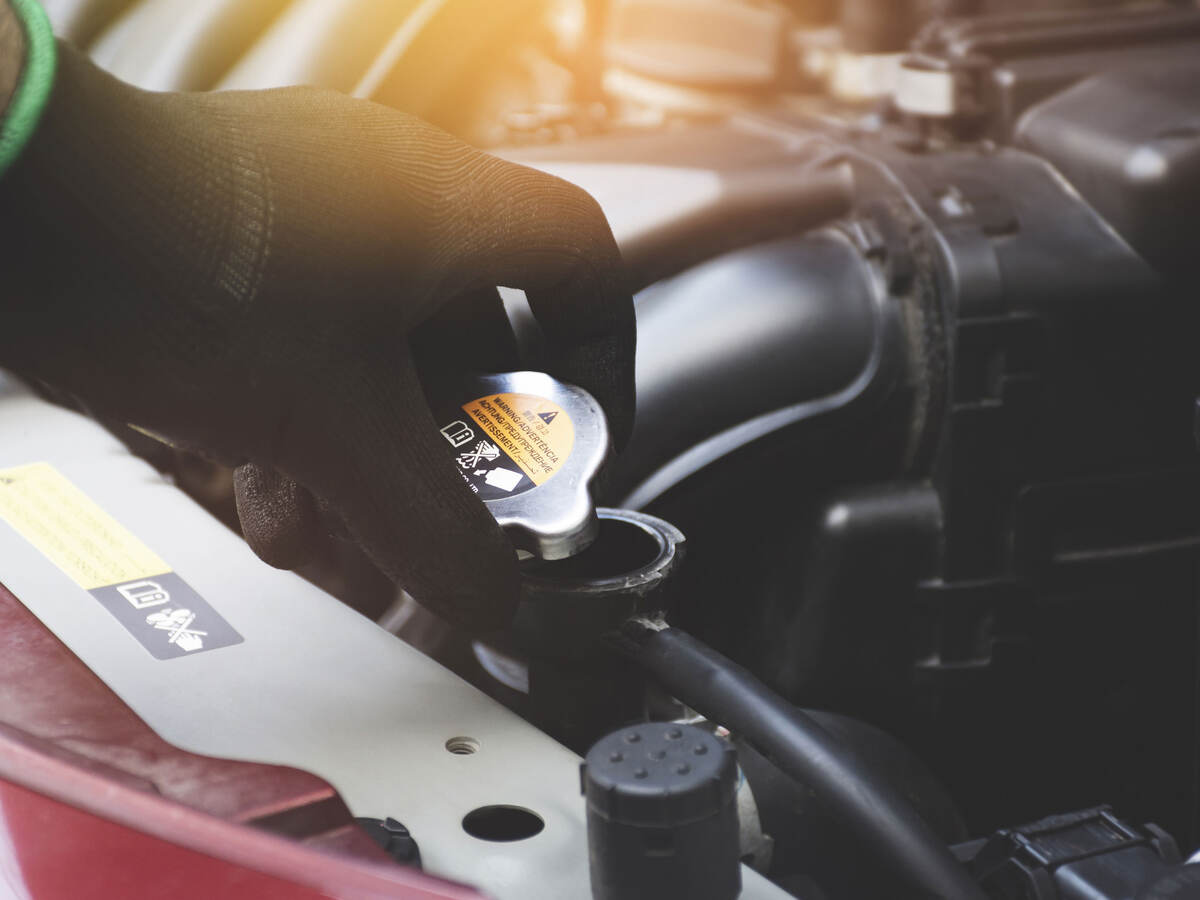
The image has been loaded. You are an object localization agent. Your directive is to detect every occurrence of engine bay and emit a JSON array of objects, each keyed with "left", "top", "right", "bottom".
[{"left": 5, "top": 1, "right": 1200, "bottom": 897}]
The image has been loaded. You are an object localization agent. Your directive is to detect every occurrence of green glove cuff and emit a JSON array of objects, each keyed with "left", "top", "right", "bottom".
[{"left": 0, "top": 0, "right": 55, "bottom": 177}]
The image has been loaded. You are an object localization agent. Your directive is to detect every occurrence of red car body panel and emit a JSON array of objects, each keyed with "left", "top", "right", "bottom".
[{"left": 0, "top": 582, "right": 486, "bottom": 900}]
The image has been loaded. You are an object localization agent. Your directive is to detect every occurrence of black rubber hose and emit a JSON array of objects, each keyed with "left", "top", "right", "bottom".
[
  {"left": 616, "top": 619, "right": 988, "bottom": 900},
  {"left": 619, "top": 162, "right": 855, "bottom": 294}
]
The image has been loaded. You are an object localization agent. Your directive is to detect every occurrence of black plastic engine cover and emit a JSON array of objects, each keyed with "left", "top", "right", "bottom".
[{"left": 511, "top": 22, "right": 1200, "bottom": 861}]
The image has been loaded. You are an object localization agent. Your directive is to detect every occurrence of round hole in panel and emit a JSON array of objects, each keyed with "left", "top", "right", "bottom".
[{"left": 462, "top": 805, "right": 545, "bottom": 842}]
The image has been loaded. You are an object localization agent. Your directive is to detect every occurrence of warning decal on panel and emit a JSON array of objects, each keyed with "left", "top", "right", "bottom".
[
  {"left": 440, "top": 394, "right": 575, "bottom": 501},
  {"left": 0, "top": 462, "right": 243, "bottom": 659}
]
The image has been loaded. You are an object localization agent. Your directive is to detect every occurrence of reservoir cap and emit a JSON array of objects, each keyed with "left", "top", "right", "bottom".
[
  {"left": 437, "top": 371, "right": 609, "bottom": 560},
  {"left": 582, "top": 722, "right": 741, "bottom": 900}
]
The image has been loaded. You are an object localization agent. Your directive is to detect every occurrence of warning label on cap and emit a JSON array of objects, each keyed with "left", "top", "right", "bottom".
[
  {"left": 0, "top": 462, "right": 243, "bottom": 659},
  {"left": 439, "top": 393, "right": 575, "bottom": 501}
]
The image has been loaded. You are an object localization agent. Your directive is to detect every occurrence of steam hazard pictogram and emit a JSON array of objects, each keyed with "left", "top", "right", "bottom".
[
  {"left": 457, "top": 441, "right": 501, "bottom": 469},
  {"left": 146, "top": 607, "right": 207, "bottom": 653}
]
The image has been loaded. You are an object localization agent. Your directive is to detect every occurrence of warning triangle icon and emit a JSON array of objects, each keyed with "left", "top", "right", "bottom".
[{"left": 538, "top": 411, "right": 558, "bottom": 425}]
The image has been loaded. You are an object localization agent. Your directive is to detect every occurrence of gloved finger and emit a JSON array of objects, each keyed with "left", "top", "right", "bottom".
[
  {"left": 518, "top": 183, "right": 635, "bottom": 449},
  {"left": 233, "top": 463, "right": 327, "bottom": 570},
  {"left": 411, "top": 284, "right": 523, "bottom": 381},
  {"left": 440, "top": 162, "right": 637, "bottom": 449},
  {"left": 277, "top": 345, "right": 520, "bottom": 631},
  {"left": 525, "top": 258, "right": 636, "bottom": 451}
]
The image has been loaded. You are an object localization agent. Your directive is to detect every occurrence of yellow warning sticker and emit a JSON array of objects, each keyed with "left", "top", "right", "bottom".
[
  {"left": 0, "top": 462, "right": 170, "bottom": 590},
  {"left": 462, "top": 393, "right": 575, "bottom": 487}
]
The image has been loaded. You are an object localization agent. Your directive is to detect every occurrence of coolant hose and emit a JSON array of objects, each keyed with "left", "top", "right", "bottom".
[{"left": 616, "top": 618, "right": 987, "bottom": 900}]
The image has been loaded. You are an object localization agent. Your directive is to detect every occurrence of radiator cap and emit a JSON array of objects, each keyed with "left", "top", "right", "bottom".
[{"left": 436, "top": 371, "right": 608, "bottom": 560}]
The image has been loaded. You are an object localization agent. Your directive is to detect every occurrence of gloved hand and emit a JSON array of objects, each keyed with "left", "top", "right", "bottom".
[{"left": 0, "top": 43, "right": 635, "bottom": 631}]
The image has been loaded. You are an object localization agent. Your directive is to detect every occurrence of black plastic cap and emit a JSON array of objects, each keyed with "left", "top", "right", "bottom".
[
  {"left": 355, "top": 816, "right": 422, "bottom": 867},
  {"left": 583, "top": 722, "right": 736, "bottom": 827}
]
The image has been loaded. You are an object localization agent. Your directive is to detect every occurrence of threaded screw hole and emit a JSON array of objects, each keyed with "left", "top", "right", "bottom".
[{"left": 445, "top": 736, "right": 480, "bottom": 755}]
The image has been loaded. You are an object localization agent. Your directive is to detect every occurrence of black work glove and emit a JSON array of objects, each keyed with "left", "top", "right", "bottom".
[{"left": 0, "top": 43, "right": 635, "bottom": 631}]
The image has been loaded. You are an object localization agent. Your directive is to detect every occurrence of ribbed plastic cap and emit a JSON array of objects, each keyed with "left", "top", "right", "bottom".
[{"left": 582, "top": 723, "right": 737, "bottom": 827}]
